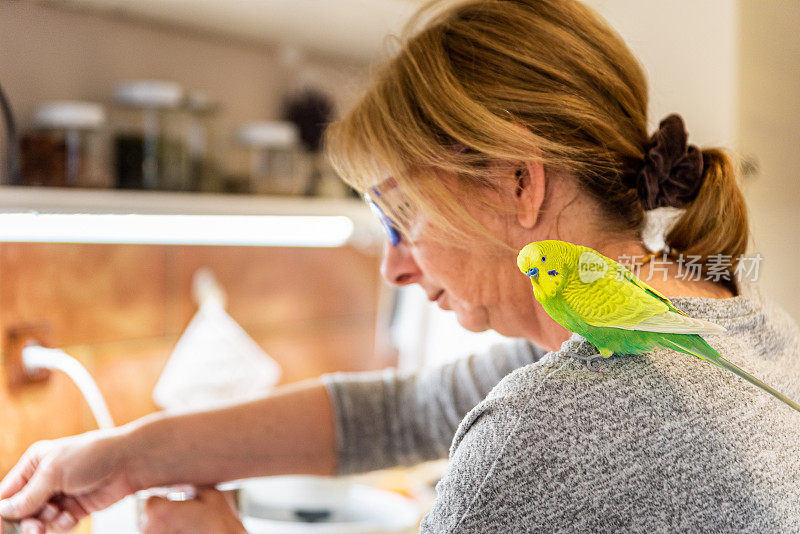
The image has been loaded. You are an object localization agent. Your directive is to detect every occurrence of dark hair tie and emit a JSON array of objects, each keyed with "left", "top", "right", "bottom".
[{"left": 631, "top": 114, "right": 706, "bottom": 210}]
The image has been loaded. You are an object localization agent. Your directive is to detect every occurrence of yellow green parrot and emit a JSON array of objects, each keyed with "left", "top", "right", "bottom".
[{"left": 517, "top": 240, "right": 800, "bottom": 413}]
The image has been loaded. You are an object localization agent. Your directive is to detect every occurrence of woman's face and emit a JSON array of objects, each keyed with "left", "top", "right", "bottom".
[
  {"left": 381, "top": 236, "right": 531, "bottom": 335},
  {"left": 378, "top": 183, "right": 546, "bottom": 338}
]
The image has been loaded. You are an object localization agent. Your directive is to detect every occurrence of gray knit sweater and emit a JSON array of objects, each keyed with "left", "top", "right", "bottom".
[{"left": 323, "top": 283, "right": 800, "bottom": 532}]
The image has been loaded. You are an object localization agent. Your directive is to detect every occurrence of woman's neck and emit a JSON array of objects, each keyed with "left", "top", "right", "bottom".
[{"left": 594, "top": 239, "right": 736, "bottom": 299}]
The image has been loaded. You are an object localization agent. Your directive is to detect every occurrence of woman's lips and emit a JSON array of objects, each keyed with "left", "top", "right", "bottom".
[
  {"left": 428, "top": 289, "right": 444, "bottom": 302},
  {"left": 434, "top": 290, "right": 451, "bottom": 310}
]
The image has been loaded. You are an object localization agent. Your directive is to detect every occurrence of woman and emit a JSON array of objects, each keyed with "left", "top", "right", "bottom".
[{"left": 2, "top": 0, "right": 800, "bottom": 532}]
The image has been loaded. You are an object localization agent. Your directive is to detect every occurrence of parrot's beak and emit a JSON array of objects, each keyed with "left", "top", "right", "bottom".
[{"left": 526, "top": 267, "right": 539, "bottom": 279}]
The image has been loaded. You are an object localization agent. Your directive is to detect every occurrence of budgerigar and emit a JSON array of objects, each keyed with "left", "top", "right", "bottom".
[{"left": 517, "top": 239, "right": 800, "bottom": 413}]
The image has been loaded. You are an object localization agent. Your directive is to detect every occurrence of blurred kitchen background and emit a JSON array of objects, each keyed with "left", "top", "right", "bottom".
[{"left": 0, "top": 0, "right": 798, "bottom": 531}]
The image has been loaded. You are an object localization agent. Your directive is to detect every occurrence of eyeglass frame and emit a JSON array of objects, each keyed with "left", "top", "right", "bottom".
[{"left": 364, "top": 187, "right": 402, "bottom": 246}]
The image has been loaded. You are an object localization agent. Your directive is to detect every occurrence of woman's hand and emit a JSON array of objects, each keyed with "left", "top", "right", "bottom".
[
  {"left": 0, "top": 380, "right": 337, "bottom": 532},
  {"left": 0, "top": 430, "right": 137, "bottom": 533},
  {"left": 142, "top": 488, "right": 246, "bottom": 534}
]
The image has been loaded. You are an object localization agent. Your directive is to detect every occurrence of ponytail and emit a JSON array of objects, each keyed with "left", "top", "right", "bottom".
[{"left": 665, "top": 148, "right": 749, "bottom": 270}]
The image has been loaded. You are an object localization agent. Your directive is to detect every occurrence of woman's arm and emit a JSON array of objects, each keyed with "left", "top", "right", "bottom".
[
  {"left": 126, "top": 378, "right": 336, "bottom": 489},
  {"left": 323, "top": 338, "right": 543, "bottom": 474},
  {"left": 130, "top": 338, "right": 542, "bottom": 484}
]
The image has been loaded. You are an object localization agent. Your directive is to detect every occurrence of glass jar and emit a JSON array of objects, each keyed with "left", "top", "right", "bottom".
[
  {"left": 184, "top": 91, "right": 221, "bottom": 192},
  {"left": 112, "top": 80, "right": 188, "bottom": 191},
  {"left": 19, "top": 101, "right": 112, "bottom": 188},
  {"left": 234, "top": 122, "right": 302, "bottom": 196}
]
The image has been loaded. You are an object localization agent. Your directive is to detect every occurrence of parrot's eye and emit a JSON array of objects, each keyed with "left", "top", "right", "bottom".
[
  {"left": 541, "top": 256, "right": 546, "bottom": 262},
  {"left": 548, "top": 269, "right": 558, "bottom": 276}
]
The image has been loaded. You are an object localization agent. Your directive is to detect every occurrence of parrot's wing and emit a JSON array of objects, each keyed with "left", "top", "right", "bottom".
[
  {"left": 563, "top": 255, "right": 726, "bottom": 333},
  {"left": 624, "top": 268, "right": 688, "bottom": 316},
  {"left": 618, "top": 263, "right": 727, "bottom": 332},
  {"left": 625, "top": 310, "right": 726, "bottom": 335},
  {"left": 562, "top": 263, "right": 670, "bottom": 329}
]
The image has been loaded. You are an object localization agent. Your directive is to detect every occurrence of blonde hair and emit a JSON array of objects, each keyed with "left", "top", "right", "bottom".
[{"left": 326, "top": 0, "right": 748, "bottom": 265}]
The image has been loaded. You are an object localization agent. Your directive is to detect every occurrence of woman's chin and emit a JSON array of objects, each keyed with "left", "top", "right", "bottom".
[{"left": 454, "top": 309, "right": 490, "bottom": 333}]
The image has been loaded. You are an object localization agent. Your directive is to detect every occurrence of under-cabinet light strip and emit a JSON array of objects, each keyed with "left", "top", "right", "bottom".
[{"left": 0, "top": 213, "right": 355, "bottom": 247}]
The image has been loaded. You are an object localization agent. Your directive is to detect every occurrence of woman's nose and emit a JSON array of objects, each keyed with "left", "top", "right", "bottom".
[{"left": 380, "top": 240, "right": 422, "bottom": 286}]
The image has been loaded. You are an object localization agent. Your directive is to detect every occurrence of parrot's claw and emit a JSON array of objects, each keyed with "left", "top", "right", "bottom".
[{"left": 562, "top": 352, "right": 605, "bottom": 373}]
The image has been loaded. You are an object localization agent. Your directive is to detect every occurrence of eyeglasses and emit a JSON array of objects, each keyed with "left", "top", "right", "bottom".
[{"left": 364, "top": 188, "right": 402, "bottom": 246}]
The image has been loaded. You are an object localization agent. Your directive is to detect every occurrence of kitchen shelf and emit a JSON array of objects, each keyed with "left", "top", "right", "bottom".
[
  {"left": 0, "top": 186, "right": 368, "bottom": 216},
  {"left": 0, "top": 186, "right": 383, "bottom": 247}
]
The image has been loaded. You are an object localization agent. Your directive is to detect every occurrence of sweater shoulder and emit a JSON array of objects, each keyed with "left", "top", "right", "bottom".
[
  {"left": 432, "top": 344, "right": 800, "bottom": 533},
  {"left": 449, "top": 351, "right": 580, "bottom": 453}
]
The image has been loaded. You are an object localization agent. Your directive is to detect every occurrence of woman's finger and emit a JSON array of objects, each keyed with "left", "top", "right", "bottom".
[
  {"left": 49, "top": 496, "right": 88, "bottom": 533},
  {"left": 18, "top": 518, "right": 45, "bottom": 534},
  {"left": 36, "top": 503, "right": 59, "bottom": 523},
  {"left": 0, "top": 463, "right": 58, "bottom": 520},
  {"left": 49, "top": 510, "right": 77, "bottom": 533},
  {"left": 0, "top": 443, "right": 46, "bottom": 500}
]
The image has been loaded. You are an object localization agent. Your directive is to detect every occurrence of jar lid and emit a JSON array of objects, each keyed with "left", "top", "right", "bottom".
[
  {"left": 33, "top": 101, "right": 106, "bottom": 130},
  {"left": 114, "top": 80, "right": 184, "bottom": 108},
  {"left": 236, "top": 122, "right": 299, "bottom": 148}
]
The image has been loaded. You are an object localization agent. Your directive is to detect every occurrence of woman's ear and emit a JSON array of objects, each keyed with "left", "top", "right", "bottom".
[{"left": 515, "top": 160, "right": 546, "bottom": 229}]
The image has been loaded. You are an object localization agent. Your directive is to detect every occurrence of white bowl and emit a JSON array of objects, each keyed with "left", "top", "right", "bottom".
[{"left": 239, "top": 476, "right": 419, "bottom": 534}]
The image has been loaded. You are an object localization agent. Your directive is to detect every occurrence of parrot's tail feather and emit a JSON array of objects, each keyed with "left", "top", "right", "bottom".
[{"left": 660, "top": 336, "right": 800, "bottom": 414}]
